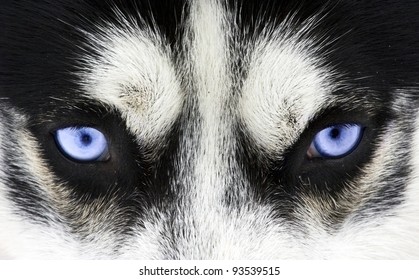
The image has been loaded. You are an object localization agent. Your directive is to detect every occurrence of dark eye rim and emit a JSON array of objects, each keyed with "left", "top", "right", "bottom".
[
  {"left": 307, "top": 123, "right": 365, "bottom": 160},
  {"left": 26, "top": 103, "right": 154, "bottom": 200},
  {"left": 294, "top": 123, "right": 372, "bottom": 181},
  {"left": 266, "top": 107, "right": 391, "bottom": 196}
]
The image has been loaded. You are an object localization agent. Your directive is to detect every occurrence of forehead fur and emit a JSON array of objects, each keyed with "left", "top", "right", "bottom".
[{"left": 77, "top": 0, "right": 338, "bottom": 153}]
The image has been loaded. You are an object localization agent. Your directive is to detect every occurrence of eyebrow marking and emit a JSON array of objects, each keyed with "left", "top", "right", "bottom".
[
  {"left": 239, "top": 30, "right": 336, "bottom": 156},
  {"left": 76, "top": 15, "right": 183, "bottom": 145}
]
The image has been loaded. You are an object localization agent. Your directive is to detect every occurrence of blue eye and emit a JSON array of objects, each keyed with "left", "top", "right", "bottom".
[
  {"left": 307, "top": 124, "right": 363, "bottom": 158},
  {"left": 54, "top": 127, "right": 109, "bottom": 162}
]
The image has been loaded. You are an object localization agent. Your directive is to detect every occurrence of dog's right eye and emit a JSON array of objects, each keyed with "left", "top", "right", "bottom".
[{"left": 54, "top": 127, "right": 110, "bottom": 162}]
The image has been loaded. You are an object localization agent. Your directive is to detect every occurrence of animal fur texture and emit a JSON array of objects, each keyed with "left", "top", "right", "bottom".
[{"left": 0, "top": 0, "right": 419, "bottom": 259}]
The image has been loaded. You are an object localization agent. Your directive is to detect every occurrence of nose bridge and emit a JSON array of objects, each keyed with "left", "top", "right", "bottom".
[
  {"left": 167, "top": 1, "right": 240, "bottom": 257},
  {"left": 187, "top": 0, "right": 233, "bottom": 198}
]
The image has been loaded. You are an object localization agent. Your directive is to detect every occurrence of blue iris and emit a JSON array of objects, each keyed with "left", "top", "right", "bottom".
[
  {"left": 309, "top": 124, "right": 363, "bottom": 158},
  {"left": 55, "top": 127, "right": 109, "bottom": 162}
]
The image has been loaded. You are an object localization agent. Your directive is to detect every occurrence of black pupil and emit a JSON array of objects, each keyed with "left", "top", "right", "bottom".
[
  {"left": 81, "top": 133, "right": 92, "bottom": 145},
  {"left": 329, "top": 127, "right": 341, "bottom": 139}
]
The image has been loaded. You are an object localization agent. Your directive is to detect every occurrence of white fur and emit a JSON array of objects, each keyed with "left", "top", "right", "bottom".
[
  {"left": 239, "top": 26, "right": 335, "bottom": 157},
  {"left": 77, "top": 14, "right": 183, "bottom": 149},
  {"left": 0, "top": 110, "right": 79, "bottom": 259}
]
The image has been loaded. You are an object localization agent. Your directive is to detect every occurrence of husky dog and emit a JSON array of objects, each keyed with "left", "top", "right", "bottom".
[{"left": 0, "top": 0, "right": 418, "bottom": 259}]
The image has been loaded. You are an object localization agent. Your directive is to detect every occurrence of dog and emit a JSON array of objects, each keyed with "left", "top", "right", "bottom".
[{"left": 0, "top": 0, "right": 418, "bottom": 259}]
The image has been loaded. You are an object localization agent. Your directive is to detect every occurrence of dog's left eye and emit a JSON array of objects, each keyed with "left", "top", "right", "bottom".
[
  {"left": 54, "top": 127, "right": 110, "bottom": 162},
  {"left": 307, "top": 123, "right": 363, "bottom": 159}
]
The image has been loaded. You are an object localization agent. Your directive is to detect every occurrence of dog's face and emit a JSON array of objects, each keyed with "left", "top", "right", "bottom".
[{"left": 1, "top": 0, "right": 419, "bottom": 259}]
